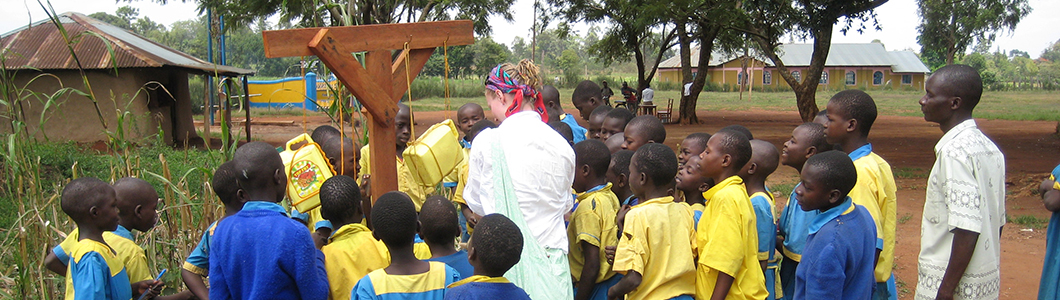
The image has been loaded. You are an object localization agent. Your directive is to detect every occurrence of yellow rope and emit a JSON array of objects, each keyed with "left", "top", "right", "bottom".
[
  {"left": 404, "top": 41, "right": 416, "bottom": 141},
  {"left": 443, "top": 39, "right": 451, "bottom": 119}
]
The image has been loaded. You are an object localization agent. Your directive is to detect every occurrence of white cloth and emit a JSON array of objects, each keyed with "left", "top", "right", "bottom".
[
  {"left": 684, "top": 83, "right": 692, "bottom": 96},
  {"left": 642, "top": 87, "right": 655, "bottom": 103},
  {"left": 916, "top": 119, "right": 1005, "bottom": 300},
  {"left": 464, "top": 111, "right": 576, "bottom": 253}
]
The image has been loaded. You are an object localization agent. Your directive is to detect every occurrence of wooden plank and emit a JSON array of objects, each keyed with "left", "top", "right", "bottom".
[
  {"left": 263, "top": 20, "right": 474, "bottom": 58},
  {"left": 391, "top": 48, "right": 435, "bottom": 100},
  {"left": 366, "top": 113, "right": 398, "bottom": 205},
  {"left": 308, "top": 29, "right": 398, "bottom": 126}
]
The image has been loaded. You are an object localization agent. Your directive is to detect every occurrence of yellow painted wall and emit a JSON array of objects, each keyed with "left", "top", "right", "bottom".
[{"left": 659, "top": 67, "right": 925, "bottom": 91}]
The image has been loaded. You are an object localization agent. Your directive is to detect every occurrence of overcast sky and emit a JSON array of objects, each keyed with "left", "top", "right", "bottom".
[{"left": 2, "top": 0, "right": 1057, "bottom": 57}]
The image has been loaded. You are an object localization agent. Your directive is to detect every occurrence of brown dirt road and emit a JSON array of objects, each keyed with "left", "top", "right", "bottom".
[{"left": 237, "top": 107, "right": 1060, "bottom": 299}]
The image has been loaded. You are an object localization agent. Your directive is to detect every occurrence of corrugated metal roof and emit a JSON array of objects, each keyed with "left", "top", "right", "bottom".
[
  {"left": 661, "top": 43, "right": 929, "bottom": 73},
  {"left": 888, "top": 50, "right": 930, "bottom": 73},
  {"left": 1, "top": 12, "right": 254, "bottom": 76}
]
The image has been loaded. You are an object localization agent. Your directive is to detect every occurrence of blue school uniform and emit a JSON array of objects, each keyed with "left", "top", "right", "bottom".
[
  {"left": 794, "top": 198, "right": 877, "bottom": 300},
  {"left": 751, "top": 193, "right": 780, "bottom": 300},
  {"left": 777, "top": 184, "right": 818, "bottom": 300},
  {"left": 209, "top": 201, "right": 329, "bottom": 300},
  {"left": 183, "top": 221, "right": 218, "bottom": 276},
  {"left": 352, "top": 261, "right": 461, "bottom": 300},
  {"left": 444, "top": 276, "right": 531, "bottom": 300},
  {"left": 426, "top": 250, "right": 474, "bottom": 280},
  {"left": 560, "top": 113, "right": 588, "bottom": 144},
  {"left": 64, "top": 239, "right": 133, "bottom": 300},
  {"left": 1039, "top": 164, "right": 1060, "bottom": 300}
]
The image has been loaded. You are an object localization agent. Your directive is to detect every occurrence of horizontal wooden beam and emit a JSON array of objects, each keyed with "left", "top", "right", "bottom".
[{"left": 263, "top": 20, "right": 475, "bottom": 58}]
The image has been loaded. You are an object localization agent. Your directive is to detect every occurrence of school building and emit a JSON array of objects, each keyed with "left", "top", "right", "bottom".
[
  {"left": 657, "top": 43, "right": 931, "bottom": 91},
  {"left": 0, "top": 12, "right": 254, "bottom": 145}
]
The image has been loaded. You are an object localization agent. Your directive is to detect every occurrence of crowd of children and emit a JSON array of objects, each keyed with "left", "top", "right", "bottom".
[{"left": 56, "top": 62, "right": 1016, "bottom": 300}]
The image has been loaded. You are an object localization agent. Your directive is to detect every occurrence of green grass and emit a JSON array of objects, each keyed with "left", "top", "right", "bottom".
[
  {"left": 894, "top": 167, "right": 929, "bottom": 179},
  {"left": 769, "top": 182, "right": 797, "bottom": 199},
  {"left": 1011, "top": 214, "right": 1048, "bottom": 229},
  {"left": 898, "top": 213, "right": 913, "bottom": 225}
]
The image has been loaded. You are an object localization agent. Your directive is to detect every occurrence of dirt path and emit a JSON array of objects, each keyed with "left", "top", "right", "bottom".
[{"left": 233, "top": 107, "right": 1060, "bottom": 300}]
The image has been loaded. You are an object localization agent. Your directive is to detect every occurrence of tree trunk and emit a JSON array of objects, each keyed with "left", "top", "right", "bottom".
[
  {"left": 681, "top": 21, "right": 720, "bottom": 124},
  {"left": 752, "top": 23, "right": 832, "bottom": 122},
  {"left": 676, "top": 19, "right": 697, "bottom": 124}
]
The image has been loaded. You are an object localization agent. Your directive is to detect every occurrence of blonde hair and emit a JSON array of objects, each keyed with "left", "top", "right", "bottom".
[{"left": 497, "top": 59, "right": 543, "bottom": 92}]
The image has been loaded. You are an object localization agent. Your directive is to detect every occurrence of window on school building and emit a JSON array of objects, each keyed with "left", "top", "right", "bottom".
[
  {"left": 873, "top": 71, "right": 884, "bottom": 85},
  {"left": 902, "top": 74, "right": 912, "bottom": 84},
  {"left": 792, "top": 71, "right": 801, "bottom": 83},
  {"left": 738, "top": 71, "right": 747, "bottom": 85},
  {"left": 763, "top": 71, "right": 772, "bottom": 85},
  {"left": 845, "top": 71, "right": 856, "bottom": 85},
  {"left": 819, "top": 71, "right": 828, "bottom": 84}
]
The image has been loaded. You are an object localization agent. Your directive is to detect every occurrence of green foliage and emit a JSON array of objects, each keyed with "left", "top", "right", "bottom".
[
  {"left": 1011, "top": 214, "right": 1047, "bottom": 229},
  {"left": 422, "top": 37, "right": 511, "bottom": 78},
  {"left": 917, "top": 0, "right": 1032, "bottom": 64}
]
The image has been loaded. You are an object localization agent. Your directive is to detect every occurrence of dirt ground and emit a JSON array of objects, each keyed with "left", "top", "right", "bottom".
[{"left": 228, "top": 107, "right": 1060, "bottom": 300}]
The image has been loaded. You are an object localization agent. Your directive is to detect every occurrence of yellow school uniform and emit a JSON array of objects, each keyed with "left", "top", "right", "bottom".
[
  {"left": 849, "top": 152, "right": 897, "bottom": 282},
  {"left": 64, "top": 239, "right": 133, "bottom": 300},
  {"left": 452, "top": 147, "right": 472, "bottom": 206},
  {"left": 56, "top": 226, "right": 152, "bottom": 283},
  {"left": 696, "top": 176, "right": 768, "bottom": 300},
  {"left": 322, "top": 223, "right": 391, "bottom": 300},
  {"left": 568, "top": 183, "right": 620, "bottom": 284},
  {"left": 612, "top": 196, "right": 697, "bottom": 300},
  {"left": 359, "top": 145, "right": 433, "bottom": 211},
  {"left": 414, "top": 242, "right": 433, "bottom": 260}
]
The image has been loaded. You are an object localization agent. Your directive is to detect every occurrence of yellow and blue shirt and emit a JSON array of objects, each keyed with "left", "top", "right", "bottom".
[
  {"left": 847, "top": 143, "right": 897, "bottom": 283},
  {"left": 182, "top": 221, "right": 219, "bottom": 276},
  {"left": 612, "top": 196, "right": 697, "bottom": 300},
  {"left": 750, "top": 191, "right": 781, "bottom": 300},
  {"left": 560, "top": 113, "right": 588, "bottom": 144},
  {"left": 350, "top": 261, "right": 460, "bottom": 300},
  {"left": 690, "top": 202, "right": 705, "bottom": 231},
  {"left": 777, "top": 183, "right": 819, "bottom": 262},
  {"left": 322, "top": 223, "right": 390, "bottom": 300},
  {"left": 696, "top": 176, "right": 768, "bottom": 300},
  {"left": 568, "top": 183, "right": 620, "bottom": 284},
  {"left": 64, "top": 239, "right": 132, "bottom": 300},
  {"left": 445, "top": 275, "right": 531, "bottom": 300},
  {"left": 55, "top": 225, "right": 152, "bottom": 283}
]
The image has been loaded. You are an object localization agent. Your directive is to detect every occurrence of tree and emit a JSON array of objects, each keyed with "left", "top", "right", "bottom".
[
  {"left": 672, "top": 0, "right": 742, "bottom": 124},
  {"left": 198, "top": 0, "right": 514, "bottom": 35},
  {"left": 917, "top": 0, "right": 1031, "bottom": 65},
  {"left": 738, "top": 0, "right": 887, "bottom": 121},
  {"left": 553, "top": 0, "right": 676, "bottom": 100}
]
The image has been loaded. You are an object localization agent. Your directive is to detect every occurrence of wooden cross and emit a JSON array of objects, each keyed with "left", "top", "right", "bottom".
[{"left": 262, "top": 21, "right": 475, "bottom": 203}]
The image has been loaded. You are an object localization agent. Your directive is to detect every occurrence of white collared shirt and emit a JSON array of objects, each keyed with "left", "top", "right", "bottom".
[
  {"left": 917, "top": 119, "right": 1005, "bottom": 300},
  {"left": 464, "top": 111, "right": 576, "bottom": 253}
]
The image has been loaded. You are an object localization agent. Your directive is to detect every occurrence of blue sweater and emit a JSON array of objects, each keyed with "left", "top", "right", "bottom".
[
  {"left": 209, "top": 201, "right": 329, "bottom": 300},
  {"left": 794, "top": 198, "right": 877, "bottom": 300}
]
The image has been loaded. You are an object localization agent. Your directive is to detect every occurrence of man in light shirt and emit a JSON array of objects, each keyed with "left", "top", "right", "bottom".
[{"left": 916, "top": 64, "right": 1005, "bottom": 300}]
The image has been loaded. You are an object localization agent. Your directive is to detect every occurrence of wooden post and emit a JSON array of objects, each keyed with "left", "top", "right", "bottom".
[{"left": 263, "top": 21, "right": 474, "bottom": 203}]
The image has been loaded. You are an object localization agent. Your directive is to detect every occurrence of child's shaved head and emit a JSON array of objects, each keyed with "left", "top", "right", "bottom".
[
  {"left": 804, "top": 150, "right": 858, "bottom": 197},
  {"left": 748, "top": 139, "right": 780, "bottom": 179},
  {"left": 319, "top": 175, "right": 362, "bottom": 224},
  {"left": 472, "top": 214, "right": 523, "bottom": 276},
  {"left": 632, "top": 143, "right": 679, "bottom": 187},
  {"left": 61, "top": 177, "right": 118, "bottom": 225},
  {"left": 419, "top": 196, "right": 460, "bottom": 244},
  {"left": 605, "top": 134, "right": 625, "bottom": 154},
  {"left": 457, "top": 103, "right": 485, "bottom": 135},
  {"left": 572, "top": 80, "right": 604, "bottom": 120},
  {"left": 827, "top": 90, "right": 878, "bottom": 136},
  {"left": 113, "top": 177, "right": 159, "bottom": 231},
  {"left": 622, "top": 115, "right": 666, "bottom": 152},
  {"left": 311, "top": 125, "right": 341, "bottom": 145},
  {"left": 576, "top": 140, "right": 612, "bottom": 178},
  {"left": 797, "top": 123, "right": 832, "bottom": 152},
  {"left": 712, "top": 130, "right": 753, "bottom": 172},
  {"left": 371, "top": 191, "right": 418, "bottom": 247},
  {"left": 601, "top": 108, "right": 635, "bottom": 140},
  {"left": 679, "top": 132, "right": 711, "bottom": 166},
  {"left": 233, "top": 142, "right": 286, "bottom": 202},
  {"left": 212, "top": 161, "right": 241, "bottom": 207},
  {"left": 720, "top": 124, "right": 753, "bottom": 140}
]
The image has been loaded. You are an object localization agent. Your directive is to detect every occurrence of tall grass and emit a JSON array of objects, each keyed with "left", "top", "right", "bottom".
[{"left": 0, "top": 4, "right": 234, "bottom": 299}]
